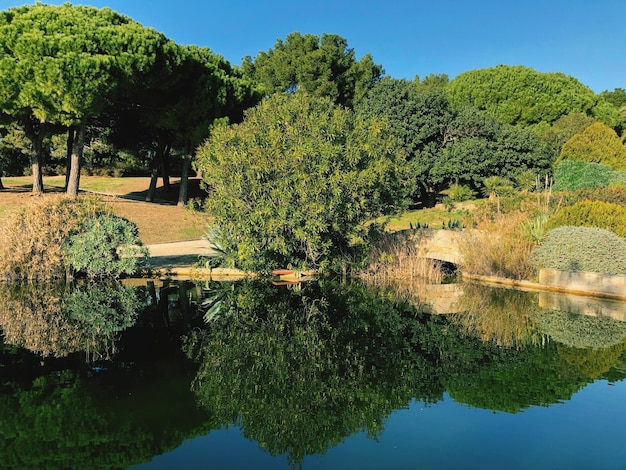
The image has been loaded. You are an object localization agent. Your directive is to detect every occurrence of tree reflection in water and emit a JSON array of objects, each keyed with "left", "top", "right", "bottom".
[
  {"left": 182, "top": 278, "right": 626, "bottom": 466},
  {"left": 0, "top": 281, "right": 141, "bottom": 360},
  {"left": 0, "top": 278, "right": 625, "bottom": 468}
]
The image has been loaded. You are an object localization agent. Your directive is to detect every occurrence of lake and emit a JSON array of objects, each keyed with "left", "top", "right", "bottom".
[{"left": 0, "top": 278, "right": 625, "bottom": 469}]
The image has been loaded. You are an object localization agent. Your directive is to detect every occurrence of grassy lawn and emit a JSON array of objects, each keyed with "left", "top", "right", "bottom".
[
  {"left": 1, "top": 175, "right": 484, "bottom": 243},
  {"left": 0, "top": 176, "right": 210, "bottom": 244}
]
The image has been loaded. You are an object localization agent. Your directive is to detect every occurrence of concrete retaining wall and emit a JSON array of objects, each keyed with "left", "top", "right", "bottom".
[{"left": 539, "top": 268, "right": 626, "bottom": 299}]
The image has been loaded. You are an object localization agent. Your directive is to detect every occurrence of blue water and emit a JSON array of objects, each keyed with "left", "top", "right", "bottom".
[{"left": 134, "top": 380, "right": 626, "bottom": 470}]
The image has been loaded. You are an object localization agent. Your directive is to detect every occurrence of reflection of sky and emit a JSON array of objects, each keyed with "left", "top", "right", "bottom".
[{"left": 131, "top": 380, "right": 626, "bottom": 470}]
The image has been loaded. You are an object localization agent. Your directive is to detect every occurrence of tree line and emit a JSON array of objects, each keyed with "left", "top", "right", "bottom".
[{"left": 1, "top": 4, "right": 624, "bottom": 238}]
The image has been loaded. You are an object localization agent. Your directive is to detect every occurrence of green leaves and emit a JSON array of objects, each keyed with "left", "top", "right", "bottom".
[
  {"left": 446, "top": 65, "right": 604, "bottom": 127},
  {"left": 243, "top": 32, "right": 383, "bottom": 108},
  {"left": 64, "top": 213, "right": 148, "bottom": 278}
]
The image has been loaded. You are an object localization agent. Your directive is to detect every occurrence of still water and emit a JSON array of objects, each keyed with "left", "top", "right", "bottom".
[{"left": 1, "top": 278, "right": 625, "bottom": 469}]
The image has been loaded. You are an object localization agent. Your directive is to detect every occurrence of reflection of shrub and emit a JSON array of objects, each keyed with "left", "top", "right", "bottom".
[
  {"left": 556, "top": 342, "right": 625, "bottom": 379},
  {"left": 546, "top": 200, "right": 626, "bottom": 238},
  {"left": 533, "top": 226, "right": 626, "bottom": 274},
  {"left": 537, "top": 310, "right": 626, "bottom": 349},
  {"left": 0, "top": 281, "right": 140, "bottom": 358},
  {"left": 452, "top": 284, "right": 541, "bottom": 347},
  {"left": 64, "top": 214, "right": 148, "bottom": 278}
]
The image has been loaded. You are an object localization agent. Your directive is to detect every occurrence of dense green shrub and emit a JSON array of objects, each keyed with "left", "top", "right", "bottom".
[
  {"left": 546, "top": 200, "right": 626, "bottom": 238},
  {"left": 558, "top": 122, "right": 626, "bottom": 170},
  {"left": 553, "top": 160, "right": 613, "bottom": 191},
  {"left": 64, "top": 214, "right": 148, "bottom": 278},
  {"left": 533, "top": 226, "right": 626, "bottom": 274},
  {"left": 196, "top": 92, "right": 410, "bottom": 273}
]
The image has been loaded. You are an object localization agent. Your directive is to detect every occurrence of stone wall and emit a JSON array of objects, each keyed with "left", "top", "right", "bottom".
[{"left": 539, "top": 268, "right": 626, "bottom": 300}]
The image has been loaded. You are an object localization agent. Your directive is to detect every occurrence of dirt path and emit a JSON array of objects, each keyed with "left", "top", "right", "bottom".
[{"left": 144, "top": 239, "right": 216, "bottom": 270}]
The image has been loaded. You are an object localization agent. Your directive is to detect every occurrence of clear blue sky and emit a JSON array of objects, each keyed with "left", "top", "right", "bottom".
[{"left": 3, "top": 0, "right": 624, "bottom": 93}]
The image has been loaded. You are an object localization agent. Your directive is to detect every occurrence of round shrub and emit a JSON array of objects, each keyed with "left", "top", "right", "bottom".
[
  {"left": 546, "top": 199, "right": 626, "bottom": 238},
  {"left": 533, "top": 226, "right": 626, "bottom": 274},
  {"left": 64, "top": 213, "right": 148, "bottom": 278}
]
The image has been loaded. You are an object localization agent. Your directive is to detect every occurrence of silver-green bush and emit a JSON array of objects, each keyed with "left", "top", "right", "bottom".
[{"left": 532, "top": 226, "right": 626, "bottom": 274}]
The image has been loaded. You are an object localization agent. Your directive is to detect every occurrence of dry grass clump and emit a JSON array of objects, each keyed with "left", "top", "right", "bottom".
[
  {"left": 360, "top": 231, "right": 445, "bottom": 283},
  {"left": 450, "top": 283, "right": 543, "bottom": 348},
  {"left": 460, "top": 211, "right": 537, "bottom": 280},
  {"left": 0, "top": 195, "right": 107, "bottom": 281}
]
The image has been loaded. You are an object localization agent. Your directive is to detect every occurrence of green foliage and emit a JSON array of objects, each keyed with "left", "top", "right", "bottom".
[
  {"left": 558, "top": 122, "right": 626, "bottom": 170},
  {"left": 546, "top": 199, "right": 626, "bottom": 238},
  {"left": 431, "top": 106, "right": 550, "bottom": 190},
  {"left": 196, "top": 92, "right": 410, "bottom": 273},
  {"left": 537, "top": 311, "right": 626, "bottom": 350},
  {"left": 533, "top": 112, "right": 596, "bottom": 163},
  {"left": 533, "top": 226, "right": 626, "bottom": 274},
  {"left": 355, "top": 77, "right": 454, "bottom": 200},
  {"left": 481, "top": 176, "right": 515, "bottom": 198},
  {"left": 241, "top": 32, "right": 383, "bottom": 108},
  {"left": 446, "top": 65, "right": 603, "bottom": 126},
  {"left": 446, "top": 183, "right": 475, "bottom": 202},
  {"left": 552, "top": 160, "right": 614, "bottom": 191},
  {"left": 64, "top": 214, "right": 148, "bottom": 278}
]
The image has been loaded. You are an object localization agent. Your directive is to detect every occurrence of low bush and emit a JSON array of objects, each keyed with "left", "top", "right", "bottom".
[
  {"left": 546, "top": 200, "right": 626, "bottom": 238},
  {"left": 560, "top": 186, "right": 626, "bottom": 206},
  {"left": 64, "top": 214, "right": 148, "bottom": 278},
  {"left": 446, "top": 183, "right": 475, "bottom": 202},
  {"left": 553, "top": 160, "right": 613, "bottom": 191},
  {"left": 533, "top": 226, "right": 626, "bottom": 274}
]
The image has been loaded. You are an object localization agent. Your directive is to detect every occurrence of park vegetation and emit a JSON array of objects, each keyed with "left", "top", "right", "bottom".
[
  {"left": 0, "top": 196, "right": 146, "bottom": 281},
  {"left": 1, "top": 3, "right": 625, "bottom": 277}
]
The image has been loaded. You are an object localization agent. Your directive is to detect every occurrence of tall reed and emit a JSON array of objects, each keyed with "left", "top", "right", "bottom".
[{"left": 360, "top": 231, "right": 445, "bottom": 283}]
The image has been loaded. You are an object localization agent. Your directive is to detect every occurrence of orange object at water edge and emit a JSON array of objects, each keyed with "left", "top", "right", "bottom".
[{"left": 271, "top": 269, "right": 294, "bottom": 276}]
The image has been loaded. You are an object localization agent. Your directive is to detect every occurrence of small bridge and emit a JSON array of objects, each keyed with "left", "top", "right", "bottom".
[{"left": 391, "top": 228, "right": 467, "bottom": 266}]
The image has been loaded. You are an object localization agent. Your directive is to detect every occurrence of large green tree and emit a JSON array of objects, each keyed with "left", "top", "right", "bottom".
[
  {"left": 446, "top": 65, "right": 621, "bottom": 128},
  {"left": 195, "top": 91, "right": 410, "bottom": 272},
  {"left": 355, "top": 77, "right": 454, "bottom": 202},
  {"left": 432, "top": 106, "right": 551, "bottom": 190},
  {"left": 241, "top": 32, "right": 383, "bottom": 108},
  {"left": 0, "top": 3, "right": 170, "bottom": 195}
]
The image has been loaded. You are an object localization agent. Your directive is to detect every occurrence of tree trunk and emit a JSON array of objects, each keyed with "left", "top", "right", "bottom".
[
  {"left": 146, "top": 166, "right": 159, "bottom": 202},
  {"left": 21, "top": 119, "right": 49, "bottom": 195},
  {"left": 162, "top": 143, "right": 172, "bottom": 190},
  {"left": 64, "top": 127, "right": 75, "bottom": 190},
  {"left": 0, "top": 177, "right": 4, "bottom": 190},
  {"left": 177, "top": 155, "right": 191, "bottom": 207},
  {"left": 66, "top": 123, "right": 86, "bottom": 197},
  {"left": 146, "top": 138, "right": 166, "bottom": 202}
]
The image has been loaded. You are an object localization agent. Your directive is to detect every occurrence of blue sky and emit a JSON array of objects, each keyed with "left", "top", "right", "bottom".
[{"left": 2, "top": 0, "right": 624, "bottom": 93}]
